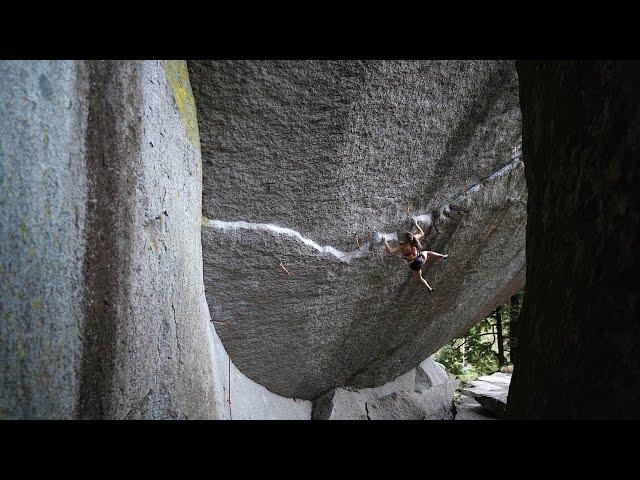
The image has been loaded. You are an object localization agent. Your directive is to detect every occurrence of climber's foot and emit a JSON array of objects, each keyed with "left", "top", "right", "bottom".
[{"left": 443, "top": 254, "right": 448, "bottom": 260}]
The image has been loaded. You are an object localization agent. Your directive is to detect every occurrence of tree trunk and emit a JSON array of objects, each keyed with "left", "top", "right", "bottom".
[
  {"left": 462, "top": 341, "right": 466, "bottom": 367},
  {"left": 496, "top": 306, "right": 505, "bottom": 367},
  {"left": 509, "top": 294, "right": 520, "bottom": 365}
]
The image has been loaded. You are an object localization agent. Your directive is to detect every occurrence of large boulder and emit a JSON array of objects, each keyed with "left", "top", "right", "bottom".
[{"left": 189, "top": 60, "right": 526, "bottom": 399}]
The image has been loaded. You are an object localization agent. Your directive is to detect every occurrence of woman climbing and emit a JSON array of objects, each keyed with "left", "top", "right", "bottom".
[{"left": 383, "top": 218, "right": 448, "bottom": 292}]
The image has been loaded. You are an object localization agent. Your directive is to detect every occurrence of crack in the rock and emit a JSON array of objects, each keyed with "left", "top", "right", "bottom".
[
  {"left": 202, "top": 155, "right": 523, "bottom": 267},
  {"left": 172, "top": 302, "right": 182, "bottom": 365}
]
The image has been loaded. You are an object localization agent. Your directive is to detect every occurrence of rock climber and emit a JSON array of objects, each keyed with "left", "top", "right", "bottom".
[{"left": 383, "top": 218, "right": 448, "bottom": 292}]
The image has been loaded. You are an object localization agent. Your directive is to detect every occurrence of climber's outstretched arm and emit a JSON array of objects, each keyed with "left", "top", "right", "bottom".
[
  {"left": 384, "top": 239, "right": 403, "bottom": 255},
  {"left": 411, "top": 218, "right": 424, "bottom": 240}
]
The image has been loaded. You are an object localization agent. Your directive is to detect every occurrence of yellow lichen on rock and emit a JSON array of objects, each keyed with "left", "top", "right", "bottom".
[{"left": 163, "top": 60, "right": 201, "bottom": 150}]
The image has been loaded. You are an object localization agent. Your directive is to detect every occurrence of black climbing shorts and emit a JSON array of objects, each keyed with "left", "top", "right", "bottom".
[{"left": 409, "top": 253, "right": 425, "bottom": 271}]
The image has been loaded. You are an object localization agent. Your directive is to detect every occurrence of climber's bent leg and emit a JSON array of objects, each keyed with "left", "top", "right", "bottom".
[
  {"left": 413, "top": 269, "right": 433, "bottom": 292},
  {"left": 424, "top": 250, "right": 447, "bottom": 260}
]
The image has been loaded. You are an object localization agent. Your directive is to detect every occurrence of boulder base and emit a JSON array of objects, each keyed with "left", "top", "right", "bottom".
[{"left": 313, "top": 358, "right": 458, "bottom": 420}]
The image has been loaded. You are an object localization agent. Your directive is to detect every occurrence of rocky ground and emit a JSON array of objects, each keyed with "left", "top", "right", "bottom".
[
  {"left": 453, "top": 371, "right": 511, "bottom": 420},
  {"left": 313, "top": 357, "right": 458, "bottom": 420}
]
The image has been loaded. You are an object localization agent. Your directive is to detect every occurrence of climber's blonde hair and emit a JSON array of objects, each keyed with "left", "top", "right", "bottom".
[{"left": 401, "top": 231, "right": 422, "bottom": 250}]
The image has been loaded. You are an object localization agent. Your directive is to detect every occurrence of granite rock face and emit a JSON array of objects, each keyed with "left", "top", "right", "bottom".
[
  {"left": 507, "top": 61, "right": 640, "bottom": 419},
  {"left": 313, "top": 357, "right": 458, "bottom": 420},
  {"left": 1, "top": 60, "right": 529, "bottom": 418},
  {"left": 0, "top": 61, "right": 312, "bottom": 420},
  {"left": 1, "top": 61, "right": 90, "bottom": 419},
  {"left": 189, "top": 60, "right": 526, "bottom": 399},
  {"left": 0, "top": 60, "right": 220, "bottom": 419},
  {"left": 204, "top": 296, "right": 312, "bottom": 419}
]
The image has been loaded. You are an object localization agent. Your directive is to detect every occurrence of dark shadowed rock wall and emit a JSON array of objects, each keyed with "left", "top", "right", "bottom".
[
  {"left": 508, "top": 61, "right": 640, "bottom": 419},
  {"left": 189, "top": 60, "right": 526, "bottom": 400}
]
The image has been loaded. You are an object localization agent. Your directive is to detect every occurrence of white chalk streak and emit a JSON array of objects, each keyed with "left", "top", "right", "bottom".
[
  {"left": 376, "top": 232, "right": 398, "bottom": 242},
  {"left": 203, "top": 219, "right": 375, "bottom": 263},
  {"left": 452, "top": 157, "right": 523, "bottom": 204}
]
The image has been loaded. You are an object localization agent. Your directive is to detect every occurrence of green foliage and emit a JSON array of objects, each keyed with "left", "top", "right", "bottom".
[{"left": 435, "top": 290, "right": 523, "bottom": 384}]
